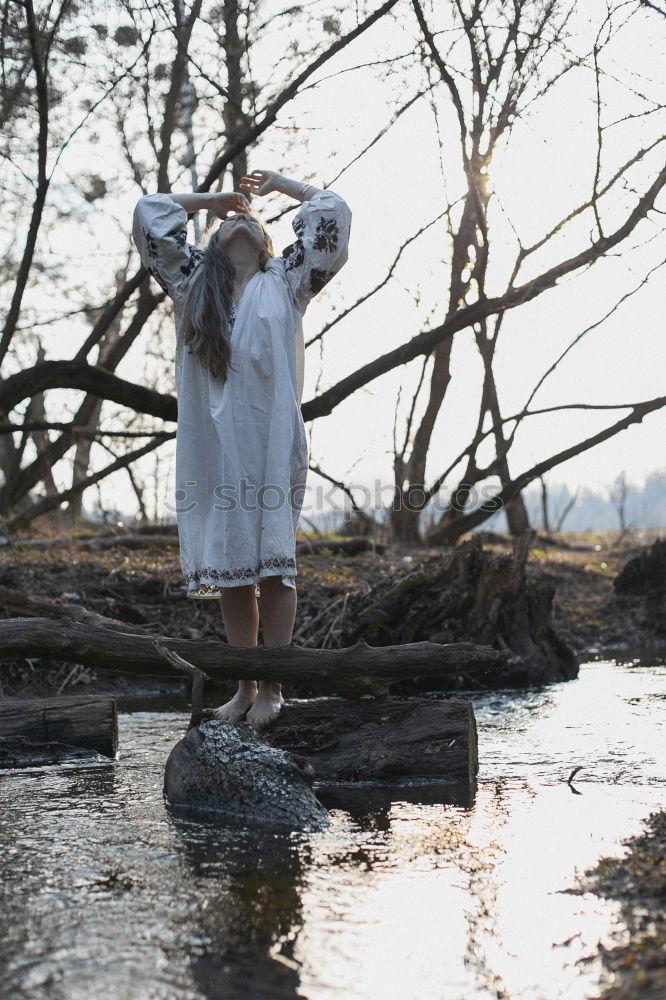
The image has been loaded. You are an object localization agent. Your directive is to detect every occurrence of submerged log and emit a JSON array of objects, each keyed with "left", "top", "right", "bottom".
[
  {"left": 0, "top": 617, "right": 504, "bottom": 697},
  {"left": 264, "top": 697, "right": 478, "bottom": 784},
  {"left": 0, "top": 735, "right": 110, "bottom": 769},
  {"left": 164, "top": 719, "right": 329, "bottom": 832},
  {"left": 166, "top": 697, "right": 478, "bottom": 830},
  {"left": 0, "top": 694, "right": 118, "bottom": 758}
]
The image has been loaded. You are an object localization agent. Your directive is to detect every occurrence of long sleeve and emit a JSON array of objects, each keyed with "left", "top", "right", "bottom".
[
  {"left": 132, "top": 193, "right": 205, "bottom": 298},
  {"left": 280, "top": 188, "right": 352, "bottom": 315}
]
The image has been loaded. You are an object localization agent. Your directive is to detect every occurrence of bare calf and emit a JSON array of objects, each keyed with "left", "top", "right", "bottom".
[{"left": 214, "top": 575, "right": 297, "bottom": 727}]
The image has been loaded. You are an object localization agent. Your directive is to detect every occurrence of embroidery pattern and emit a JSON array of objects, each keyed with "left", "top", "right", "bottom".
[
  {"left": 185, "top": 555, "right": 296, "bottom": 588},
  {"left": 313, "top": 216, "right": 339, "bottom": 253},
  {"left": 310, "top": 267, "right": 336, "bottom": 295},
  {"left": 180, "top": 247, "right": 205, "bottom": 278},
  {"left": 143, "top": 227, "right": 160, "bottom": 260},
  {"left": 293, "top": 217, "right": 306, "bottom": 238},
  {"left": 188, "top": 582, "right": 226, "bottom": 598},
  {"left": 282, "top": 239, "right": 305, "bottom": 272},
  {"left": 142, "top": 224, "right": 204, "bottom": 291},
  {"left": 148, "top": 266, "right": 169, "bottom": 294},
  {"left": 173, "top": 226, "right": 188, "bottom": 247}
]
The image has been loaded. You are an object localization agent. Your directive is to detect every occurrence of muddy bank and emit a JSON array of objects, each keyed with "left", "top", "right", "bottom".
[
  {"left": 577, "top": 810, "right": 666, "bottom": 1000},
  {"left": 0, "top": 528, "right": 664, "bottom": 698}
]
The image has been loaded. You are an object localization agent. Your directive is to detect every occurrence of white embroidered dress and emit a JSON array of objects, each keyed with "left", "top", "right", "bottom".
[{"left": 132, "top": 188, "right": 351, "bottom": 598}]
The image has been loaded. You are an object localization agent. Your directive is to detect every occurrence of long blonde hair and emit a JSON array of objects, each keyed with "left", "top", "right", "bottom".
[{"left": 181, "top": 213, "right": 275, "bottom": 382}]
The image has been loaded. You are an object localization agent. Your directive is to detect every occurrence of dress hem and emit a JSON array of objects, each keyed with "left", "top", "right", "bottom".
[{"left": 187, "top": 569, "right": 296, "bottom": 599}]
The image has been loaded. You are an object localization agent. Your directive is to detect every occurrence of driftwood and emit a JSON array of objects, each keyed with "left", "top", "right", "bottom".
[
  {"left": 153, "top": 639, "right": 208, "bottom": 729},
  {"left": 0, "top": 617, "right": 504, "bottom": 697},
  {"left": 341, "top": 531, "right": 578, "bottom": 687},
  {"left": 264, "top": 697, "right": 478, "bottom": 784},
  {"left": 0, "top": 694, "right": 118, "bottom": 760}
]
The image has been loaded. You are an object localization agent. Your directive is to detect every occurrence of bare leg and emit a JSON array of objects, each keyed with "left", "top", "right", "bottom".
[
  {"left": 213, "top": 583, "right": 259, "bottom": 723},
  {"left": 246, "top": 575, "right": 296, "bottom": 728}
]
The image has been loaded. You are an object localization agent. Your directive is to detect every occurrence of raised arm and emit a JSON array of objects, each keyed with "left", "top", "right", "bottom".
[
  {"left": 240, "top": 170, "right": 319, "bottom": 204},
  {"left": 169, "top": 190, "right": 251, "bottom": 217},
  {"left": 240, "top": 169, "right": 352, "bottom": 314},
  {"left": 132, "top": 190, "right": 251, "bottom": 297}
]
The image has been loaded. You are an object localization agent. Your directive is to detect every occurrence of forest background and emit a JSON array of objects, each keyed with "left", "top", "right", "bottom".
[{"left": 1, "top": 0, "right": 664, "bottom": 541}]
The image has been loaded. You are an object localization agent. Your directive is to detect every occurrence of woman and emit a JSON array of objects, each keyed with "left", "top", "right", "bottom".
[{"left": 132, "top": 169, "right": 352, "bottom": 727}]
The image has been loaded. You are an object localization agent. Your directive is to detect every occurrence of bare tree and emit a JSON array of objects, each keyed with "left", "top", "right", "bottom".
[
  {"left": 609, "top": 470, "right": 631, "bottom": 533},
  {"left": 0, "top": 0, "right": 400, "bottom": 530},
  {"left": 382, "top": 0, "right": 665, "bottom": 543},
  {"left": 0, "top": 0, "right": 663, "bottom": 545}
]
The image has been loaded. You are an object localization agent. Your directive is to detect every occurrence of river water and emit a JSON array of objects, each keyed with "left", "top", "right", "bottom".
[{"left": 0, "top": 658, "right": 664, "bottom": 1000}]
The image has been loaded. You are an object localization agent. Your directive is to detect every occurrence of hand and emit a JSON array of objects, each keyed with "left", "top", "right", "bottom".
[
  {"left": 239, "top": 169, "right": 281, "bottom": 198},
  {"left": 209, "top": 191, "right": 251, "bottom": 220}
]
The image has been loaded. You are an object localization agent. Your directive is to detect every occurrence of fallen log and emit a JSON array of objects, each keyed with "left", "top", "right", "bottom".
[
  {"left": 295, "top": 537, "right": 386, "bottom": 556},
  {"left": 78, "top": 534, "right": 178, "bottom": 552},
  {"left": 1, "top": 532, "right": 383, "bottom": 556},
  {"left": 0, "top": 584, "right": 153, "bottom": 634},
  {"left": 0, "top": 531, "right": 178, "bottom": 551},
  {"left": 0, "top": 617, "right": 504, "bottom": 697},
  {"left": 166, "top": 698, "right": 477, "bottom": 830},
  {"left": 0, "top": 694, "right": 118, "bottom": 758},
  {"left": 264, "top": 697, "right": 478, "bottom": 784}
]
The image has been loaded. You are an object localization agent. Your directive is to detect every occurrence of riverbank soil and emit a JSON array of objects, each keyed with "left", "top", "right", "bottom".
[
  {"left": 578, "top": 810, "right": 666, "bottom": 1000},
  {"left": 0, "top": 526, "right": 664, "bottom": 697}
]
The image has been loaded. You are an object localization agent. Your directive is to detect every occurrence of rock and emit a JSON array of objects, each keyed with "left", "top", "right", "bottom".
[{"left": 163, "top": 719, "right": 329, "bottom": 832}]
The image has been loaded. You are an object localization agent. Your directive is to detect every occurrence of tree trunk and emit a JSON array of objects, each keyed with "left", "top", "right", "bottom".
[
  {"left": 223, "top": 0, "right": 251, "bottom": 192},
  {"left": 0, "top": 694, "right": 118, "bottom": 761},
  {"left": 341, "top": 531, "right": 578, "bottom": 687}
]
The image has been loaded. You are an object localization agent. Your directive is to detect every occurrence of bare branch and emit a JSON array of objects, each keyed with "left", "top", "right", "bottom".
[{"left": 6, "top": 432, "right": 176, "bottom": 533}]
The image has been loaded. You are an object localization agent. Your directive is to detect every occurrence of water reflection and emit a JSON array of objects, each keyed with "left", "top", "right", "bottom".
[
  {"left": 316, "top": 780, "right": 476, "bottom": 826},
  {"left": 0, "top": 663, "right": 663, "bottom": 1000},
  {"left": 169, "top": 820, "right": 308, "bottom": 999}
]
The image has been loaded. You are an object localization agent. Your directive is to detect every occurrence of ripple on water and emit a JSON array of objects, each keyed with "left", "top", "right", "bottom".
[{"left": 0, "top": 661, "right": 664, "bottom": 1000}]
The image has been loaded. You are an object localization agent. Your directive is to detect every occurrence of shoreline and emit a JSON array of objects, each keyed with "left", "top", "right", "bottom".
[
  {"left": 0, "top": 527, "right": 664, "bottom": 698},
  {"left": 574, "top": 810, "right": 666, "bottom": 999}
]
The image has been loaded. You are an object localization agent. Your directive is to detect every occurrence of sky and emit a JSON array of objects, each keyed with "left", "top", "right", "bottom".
[{"left": 7, "top": 0, "right": 666, "bottom": 525}]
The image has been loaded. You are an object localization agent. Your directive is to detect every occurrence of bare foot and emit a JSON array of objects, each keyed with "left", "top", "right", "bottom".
[
  {"left": 213, "top": 681, "right": 257, "bottom": 724},
  {"left": 246, "top": 681, "right": 284, "bottom": 729}
]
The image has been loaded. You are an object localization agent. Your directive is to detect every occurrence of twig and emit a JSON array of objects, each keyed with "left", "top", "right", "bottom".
[
  {"left": 293, "top": 596, "right": 344, "bottom": 642},
  {"left": 153, "top": 640, "right": 209, "bottom": 730}
]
